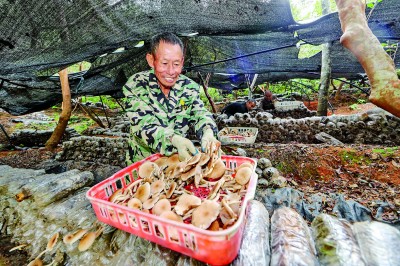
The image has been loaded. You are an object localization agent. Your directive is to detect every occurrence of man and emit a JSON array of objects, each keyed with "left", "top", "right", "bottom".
[
  {"left": 221, "top": 99, "right": 256, "bottom": 117},
  {"left": 122, "top": 32, "right": 220, "bottom": 165},
  {"left": 260, "top": 89, "right": 277, "bottom": 110}
]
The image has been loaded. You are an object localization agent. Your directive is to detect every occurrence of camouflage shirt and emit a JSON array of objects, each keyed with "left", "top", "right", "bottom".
[{"left": 122, "top": 69, "right": 217, "bottom": 165}]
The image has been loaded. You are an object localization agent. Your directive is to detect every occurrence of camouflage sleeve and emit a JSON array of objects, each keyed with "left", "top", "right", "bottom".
[
  {"left": 187, "top": 84, "right": 218, "bottom": 139},
  {"left": 122, "top": 78, "right": 176, "bottom": 156}
]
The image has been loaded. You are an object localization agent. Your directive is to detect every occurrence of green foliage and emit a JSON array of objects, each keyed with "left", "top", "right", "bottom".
[
  {"left": 349, "top": 103, "right": 360, "bottom": 110},
  {"left": 366, "top": 0, "right": 383, "bottom": 9},
  {"left": 372, "top": 147, "right": 399, "bottom": 158},
  {"left": 298, "top": 43, "right": 322, "bottom": 59},
  {"left": 357, "top": 99, "right": 366, "bottom": 104},
  {"left": 339, "top": 151, "right": 371, "bottom": 165},
  {"left": 67, "top": 61, "right": 91, "bottom": 74},
  {"left": 14, "top": 122, "right": 56, "bottom": 131},
  {"left": 81, "top": 96, "right": 120, "bottom": 109},
  {"left": 71, "top": 120, "right": 96, "bottom": 134}
]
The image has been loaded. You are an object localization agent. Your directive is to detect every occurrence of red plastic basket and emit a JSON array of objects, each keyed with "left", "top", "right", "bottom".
[{"left": 86, "top": 154, "right": 258, "bottom": 265}]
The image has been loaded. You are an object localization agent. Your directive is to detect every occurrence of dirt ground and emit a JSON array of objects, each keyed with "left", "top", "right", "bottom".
[{"left": 0, "top": 99, "right": 399, "bottom": 264}]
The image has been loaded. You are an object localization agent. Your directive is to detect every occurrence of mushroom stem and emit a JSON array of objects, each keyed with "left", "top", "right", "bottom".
[{"left": 222, "top": 198, "right": 237, "bottom": 219}]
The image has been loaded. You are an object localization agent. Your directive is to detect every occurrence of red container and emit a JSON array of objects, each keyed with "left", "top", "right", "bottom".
[{"left": 86, "top": 154, "right": 258, "bottom": 265}]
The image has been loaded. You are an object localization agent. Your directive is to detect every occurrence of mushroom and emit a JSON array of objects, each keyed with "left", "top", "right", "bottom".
[
  {"left": 127, "top": 198, "right": 142, "bottom": 210},
  {"left": 154, "top": 156, "right": 168, "bottom": 169},
  {"left": 138, "top": 161, "right": 159, "bottom": 180},
  {"left": 134, "top": 182, "right": 151, "bottom": 202},
  {"left": 174, "top": 194, "right": 201, "bottom": 215},
  {"left": 27, "top": 258, "right": 43, "bottom": 266},
  {"left": 180, "top": 166, "right": 197, "bottom": 181},
  {"left": 109, "top": 188, "right": 124, "bottom": 202},
  {"left": 235, "top": 167, "right": 252, "bottom": 185},
  {"left": 220, "top": 207, "right": 236, "bottom": 228},
  {"left": 46, "top": 232, "right": 59, "bottom": 251},
  {"left": 208, "top": 220, "right": 221, "bottom": 231},
  {"left": 160, "top": 210, "right": 183, "bottom": 223},
  {"left": 152, "top": 198, "right": 171, "bottom": 216},
  {"left": 78, "top": 231, "right": 97, "bottom": 252},
  {"left": 191, "top": 200, "right": 221, "bottom": 229},
  {"left": 143, "top": 196, "right": 160, "bottom": 210},
  {"left": 235, "top": 162, "right": 254, "bottom": 172},
  {"left": 165, "top": 181, "right": 177, "bottom": 198},
  {"left": 150, "top": 179, "right": 165, "bottom": 195},
  {"left": 63, "top": 229, "right": 88, "bottom": 245},
  {"left": 207, "top": 177, "right": 225, "bottom": 200},
  {"left": 164, "top": 154, "right": 180, "bottom": 174},
  {"left": 204, "top": 159, "right": 226, "bottom": 180},
  {"left": 197, "top": 153, "right": 210, "bottom": 166}
]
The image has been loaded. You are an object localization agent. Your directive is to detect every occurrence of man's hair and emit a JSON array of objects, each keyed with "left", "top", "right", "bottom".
[
  {"left": 149, "top": 32, "right": 184, "bottom": 56},
  {"left": 246, "top": 98, "right": 256, "bottom": 104}
]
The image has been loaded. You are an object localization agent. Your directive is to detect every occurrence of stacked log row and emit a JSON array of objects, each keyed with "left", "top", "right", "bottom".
[
  {"left": 215, "top": 110, "right": 400, "bottom": 145},
  {"left": 9, "top": 128, "right": 79, "bottom": 147},
  {"left": 56, "top": 136, "right": 128, "bottom": 167}
]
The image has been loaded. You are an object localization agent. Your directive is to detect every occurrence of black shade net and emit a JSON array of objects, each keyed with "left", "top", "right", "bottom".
[{"left": 0, "top": 0, "right": 399, "bottom": 114}]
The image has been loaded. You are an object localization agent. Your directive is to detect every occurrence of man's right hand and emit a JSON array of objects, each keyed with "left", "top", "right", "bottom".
[{"left": 171, "top": 135, "right": 198, "bottom": 161}]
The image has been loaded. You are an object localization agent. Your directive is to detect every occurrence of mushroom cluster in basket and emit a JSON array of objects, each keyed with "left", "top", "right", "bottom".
[{"left": 108, "top": 143, "right": 254, "bottom": 231}]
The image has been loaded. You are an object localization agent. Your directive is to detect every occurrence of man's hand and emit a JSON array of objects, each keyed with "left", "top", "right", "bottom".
[
  {"left": 171, "top": 135, "right": 198, "bottom": 161},
  {"left": 201, "top": 128, "right": 220, "bottom": 153}
]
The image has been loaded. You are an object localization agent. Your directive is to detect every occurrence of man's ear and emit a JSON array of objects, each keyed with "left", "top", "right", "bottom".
[{"left": 146, "top": 53, "right": 155, "bottom": 68}]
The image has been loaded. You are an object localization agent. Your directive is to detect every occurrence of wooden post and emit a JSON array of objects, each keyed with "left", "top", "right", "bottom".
[
  {"left": 45, "top": 68, "right": 72, "bottom": 151},
  {"left": 335, "top": 0, "right": 400, "bottom": 117}
]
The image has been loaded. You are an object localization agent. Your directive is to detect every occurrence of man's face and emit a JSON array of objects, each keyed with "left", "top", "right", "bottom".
[
  {"left": 246, "top": 101, "right": 256, "bottom": 110},
  {"left": 146, "top": 41, "right": 184, "bottom": 91}
]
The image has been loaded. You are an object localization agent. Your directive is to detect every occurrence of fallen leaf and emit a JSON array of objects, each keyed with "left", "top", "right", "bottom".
[
  {"left": 392, "top": 160, "right": 400, "bottom": 168},
  {"left": 349, "top": 184, "right": 358, "bottom": 188}
]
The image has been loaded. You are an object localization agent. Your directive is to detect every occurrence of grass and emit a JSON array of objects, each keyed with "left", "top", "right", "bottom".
[{"left": 372, "top": 147, "right": 399, "bottom": 158}]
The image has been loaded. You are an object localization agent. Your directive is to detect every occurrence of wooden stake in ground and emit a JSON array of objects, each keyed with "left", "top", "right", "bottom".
[
  {"left": 335, "top": 0, "right": 400, "bottom": 117},
  {"left": 45, "top": 68, "right": 72, "bottom": 151}
]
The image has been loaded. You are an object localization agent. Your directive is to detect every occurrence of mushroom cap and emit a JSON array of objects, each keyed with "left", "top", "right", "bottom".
[
  {"left": 63, "top": 229, "right": 88, "bottom": 245},
  {"left": 109, "top": 188, "right": 123, "bottom": 202},
  {"left": 235, "top": 167, "right": 252, "bottom": 185},
  {"left": 46, "top": 232, "right": 59, "bottom": 251},
  {"left": 205, "top": 159, "right": 226, "bottom": 180},
  {"left": 198, "top": 153, "right": 210, "bottom": 166},
  {"left": 134, "top": 182, "right": 151, "bottom": 202},
  {"left": 175, "top": 194, "right": 202, "bottom": 216},
  {"left": 143, "top": 196, "right": 160, "bottom": 210},
  {"left": 208, "top": 220, "right": 221, "bottom": 231},
  {"left": 165, "top": 181, "right": 177, "bottom": 198},
  {"left": 78, "top": 231, "right": 97, "bottom": 252},
  {"left": 127, "top": 198, "right": 142, "bottom": 210},
  {"left": 150, "top": 180, "right": 165, "bottom": 195},
  {"left": 235, "top": 162, "right": 254, "bottom": 172},
  {"left": 27, "top": 258, "right": 43, "bottom": 266},
  {"left": 165, "top": 154, "right": 180, "bottom": 173},
  {"left": 152, "top": 198, "right": 171, "bottom": 216},
  {"left": 154, "top": 156, "right": 168, "bottom": 168},
  {"left": 192, "top": 200, "right": 221, "bottom": 229},
  {"left": 160, "top": 210, "right": 183, "bottom": 223},
  {"left": 138, "top": 161, "right": 158, "bottom": 179}
]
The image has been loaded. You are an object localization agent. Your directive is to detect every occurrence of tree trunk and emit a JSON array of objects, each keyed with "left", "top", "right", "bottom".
[
  {"left": 317, "top": 42, "right": 332, "bottom": 116},
  {"left": 198, "top": 73, "right": 218, "bottom": 113},
  {"left": 45, "top": 68, "right": 71, "bottom": 151},
  {"left": 335, "top": 0, "right": 400, "bottom": 117},
  {"left": 317, "top": 0, "right": 332, "bottom": 116}
]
